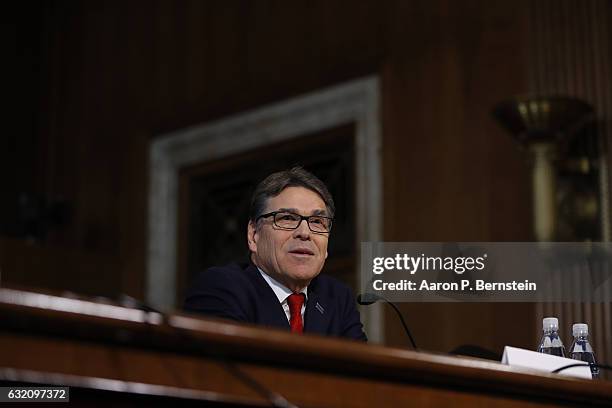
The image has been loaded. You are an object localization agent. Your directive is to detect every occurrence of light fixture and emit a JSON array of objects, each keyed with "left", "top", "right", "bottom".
[{"left": 493, "top": 96, "right": 596, "bottom": 241}]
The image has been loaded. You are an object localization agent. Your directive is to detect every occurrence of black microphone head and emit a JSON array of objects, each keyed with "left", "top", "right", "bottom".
[{"left": 357, "top": 293, "right": 380, "bottom": 305}]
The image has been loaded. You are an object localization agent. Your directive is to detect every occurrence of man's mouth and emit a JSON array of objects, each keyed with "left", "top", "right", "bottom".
[{"left": 289, "top": 248, "right": 315, "bottom": 256}]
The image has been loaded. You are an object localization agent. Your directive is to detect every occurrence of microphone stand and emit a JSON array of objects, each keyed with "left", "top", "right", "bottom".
[{"left": 358, "top": 294, "right": 417, "bottom": 350}]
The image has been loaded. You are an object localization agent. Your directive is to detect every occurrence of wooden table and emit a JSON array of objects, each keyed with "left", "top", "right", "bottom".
[{"left": 1, "top": 287, "right": 610, "bottom": 407}]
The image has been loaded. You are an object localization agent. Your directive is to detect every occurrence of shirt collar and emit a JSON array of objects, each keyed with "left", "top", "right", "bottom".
[{"left": 257, "top": 267, "right": 308, "bottom": 303}]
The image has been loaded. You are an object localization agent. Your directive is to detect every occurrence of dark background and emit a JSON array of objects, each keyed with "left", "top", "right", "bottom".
[{"left": 2, "top": 0, "right": 611, "bottom": 357}]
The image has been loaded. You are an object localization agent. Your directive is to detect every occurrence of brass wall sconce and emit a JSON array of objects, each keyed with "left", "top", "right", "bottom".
[{"left": 493, "top": 96, "right": 598, "bottom": 241}]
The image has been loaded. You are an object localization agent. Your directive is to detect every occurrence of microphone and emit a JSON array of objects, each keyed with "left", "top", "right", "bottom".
[{"left": 357, "top": 293, "right": 417, "bottom": 350}]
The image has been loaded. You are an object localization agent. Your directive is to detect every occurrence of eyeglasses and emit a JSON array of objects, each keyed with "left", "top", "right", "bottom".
[{"left": 257, "top": 211, "right": 333, "bottom": 233}]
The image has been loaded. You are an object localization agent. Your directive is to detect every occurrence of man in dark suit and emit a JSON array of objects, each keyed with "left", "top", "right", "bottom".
[{"left": 184, "top": 167, "right": 367, "bottom": 341}]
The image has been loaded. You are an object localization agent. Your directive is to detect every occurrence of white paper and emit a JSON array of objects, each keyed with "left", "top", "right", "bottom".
[{"left": 501, "top": 346, "right": 591, "bottom": 379}]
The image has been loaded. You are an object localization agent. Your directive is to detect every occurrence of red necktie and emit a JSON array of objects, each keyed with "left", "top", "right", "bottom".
[{"left": 287, "top": 293, "right": 305, "bottom": 333}]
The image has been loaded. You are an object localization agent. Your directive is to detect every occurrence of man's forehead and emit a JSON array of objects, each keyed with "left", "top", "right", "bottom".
[{"left": 265, "top": 187, "right": 327, "bottom": 214}]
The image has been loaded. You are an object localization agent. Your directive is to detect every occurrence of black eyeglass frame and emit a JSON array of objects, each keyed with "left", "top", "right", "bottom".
[{"left": 256, "top": 211, "right": 333, "bottom": 233}]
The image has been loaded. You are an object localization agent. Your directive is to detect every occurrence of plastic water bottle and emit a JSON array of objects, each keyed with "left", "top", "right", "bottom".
[
  {"left": 537, "top": 317, "right": 565, "bottom": 357},
  {"left": 569, "top": 323, "right": 599, "bottom": 379}
]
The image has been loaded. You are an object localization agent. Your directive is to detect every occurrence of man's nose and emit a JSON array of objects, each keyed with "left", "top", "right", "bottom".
[{"left": 293, "top": 219, "right": 311, "bottom": 239}]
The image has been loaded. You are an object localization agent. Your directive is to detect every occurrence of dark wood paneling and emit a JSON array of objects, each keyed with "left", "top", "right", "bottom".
[
  {"left": 381, "top": 0, "right": 534, "bottom": 353},
  {"left": 3, "top": 0, "right": 583, "bottom": 354}
]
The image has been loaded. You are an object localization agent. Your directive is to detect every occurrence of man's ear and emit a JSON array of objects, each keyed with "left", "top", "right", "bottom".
[{"left": 247, "top": 221, "right": 258, "bottom": 253}]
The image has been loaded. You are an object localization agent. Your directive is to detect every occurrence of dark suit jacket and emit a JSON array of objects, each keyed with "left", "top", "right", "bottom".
[{"left": 184, "top": 262, "right": 367, "bottom": 341}]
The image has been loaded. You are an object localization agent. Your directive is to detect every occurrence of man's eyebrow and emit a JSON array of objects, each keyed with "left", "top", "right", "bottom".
[
  {"left": 277, "top": 207, "right": 299, "bottom": 213},
  {"left": 311, "top": 209, "right": 328, "bottom": 216},
  {"left": 276, "top": 207, "right": 328, "bottom": 216}
]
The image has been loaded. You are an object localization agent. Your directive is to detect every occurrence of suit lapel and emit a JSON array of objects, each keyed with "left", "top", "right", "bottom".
[
  {"left": 304, "top": 281, "right": 332, "bottom": 335},
  {"left": 246, "top": 264, "right": 290, "bottom": 329}
]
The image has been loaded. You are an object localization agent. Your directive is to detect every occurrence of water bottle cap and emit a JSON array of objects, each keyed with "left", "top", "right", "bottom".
[
  {"left": 572, "top": 323, "right": 588, "bottom": 337},
  {"left": 542, "top": 317, "right": 558, "bottom": 330}
]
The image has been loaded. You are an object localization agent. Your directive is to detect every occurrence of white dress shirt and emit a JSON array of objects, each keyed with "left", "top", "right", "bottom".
[{"left": 258, "top": 267, "right": 307, "bottom": 323}]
